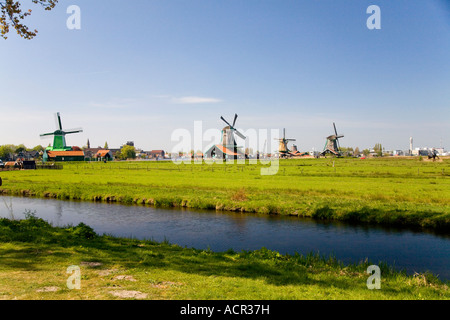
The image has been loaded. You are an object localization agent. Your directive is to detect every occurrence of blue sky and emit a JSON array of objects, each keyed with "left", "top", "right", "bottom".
[{"left": 1, "top": 0, "right": 449, "bottom": 153}]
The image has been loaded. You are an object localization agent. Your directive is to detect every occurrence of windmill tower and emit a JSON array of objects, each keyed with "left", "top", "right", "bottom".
[
  {"left": 40, "top": 112, "right": 83, "bottom": 151},
  {"left": 321, "top": 123, "right": 344, "bottom": 156},
  {"left": 275, "top": 128, "right": 296, "bottom": 158}
]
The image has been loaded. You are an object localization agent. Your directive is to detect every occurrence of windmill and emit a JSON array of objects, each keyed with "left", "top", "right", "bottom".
[
  {"left": 40, "top": 112, "right": 83, "bottom": 151},
  {"left": 275, "top": 128, "right": 296, "bottom": 158},
  {"left": 321, "top": 122, "right": 344, "bottom": 156},
  {"left": 220, "top": 114, "right": 246, "bottom": 149},
  {"left": 205, "top": 114, "right": 246, "bottom": 159}
]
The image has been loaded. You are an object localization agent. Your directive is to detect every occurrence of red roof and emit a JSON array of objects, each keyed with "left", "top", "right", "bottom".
[
  {"left": 47, "top": 151, "right": 85, "bottom": 157},
  {"left": 215, "top": 144, "right": 240, "bottom": 156},
  {"left": 96, "top": 150, "right": 110, "bottom": 157}
]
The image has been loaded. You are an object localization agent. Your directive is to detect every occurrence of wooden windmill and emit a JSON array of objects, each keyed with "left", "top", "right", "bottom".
[
  {"left": 275, "top": 128, "right": 296, "bottom": 158},
  {"left": 40, "top": 112, "right": 83, "bottom": 151},
  {"left": 220, "top": 114, "right": 246, "bottom": 149},
  {"left": 321, "top": 122, "right": 344, "bottom": 156},
  {"left": 205, "top": 114, "right": 246, "bottom": 159}
]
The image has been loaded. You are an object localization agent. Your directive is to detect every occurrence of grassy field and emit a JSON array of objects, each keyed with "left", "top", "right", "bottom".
[
  {"left": 0, "top": 214, "right": 448, "bottom": 300},
  {"left": 0, "top": 157, "right": 449, "bottom": 230}
]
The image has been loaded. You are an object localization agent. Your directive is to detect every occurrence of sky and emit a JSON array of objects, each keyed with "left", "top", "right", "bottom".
[{"left": 1, "top": 0, "right": 449, "bottom": 153}]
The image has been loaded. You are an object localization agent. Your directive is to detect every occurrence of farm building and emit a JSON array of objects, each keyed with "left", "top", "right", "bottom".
[
  {"left": 149, "top": 150, "right": 165, "bottom": 159},
  {"left": 83, "top": 148, "right": 103, "bottom": 159},
  {"left": 205, "top": 144, "right": 244, "bottom": 160},
  {"left": 43, "top": 149, "right": 85, "bottom": 162},
  {"left": 95, "top": 150, "right": 113, "bottom": 161}
]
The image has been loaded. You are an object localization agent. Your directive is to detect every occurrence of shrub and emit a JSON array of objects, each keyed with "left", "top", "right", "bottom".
[{"left": 71, "top": 222, "right": 97, "bottom": 240}]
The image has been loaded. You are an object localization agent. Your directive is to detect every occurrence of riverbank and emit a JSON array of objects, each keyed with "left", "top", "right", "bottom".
[
  {"left": 0, "top": 158, "right": 449, "bottom": 230},
  {"left": 0, "top": 215, "right": 448, "bottom": 300}
]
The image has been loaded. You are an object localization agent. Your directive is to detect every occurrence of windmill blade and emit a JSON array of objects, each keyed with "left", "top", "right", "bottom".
[
  {"left": 283, "top": 128, "right": 286, "bottom": 140},
  {"left": 64, "top": 128, "right": 84, "bottom": 135},
  {"left": 55, "top": 112, "right": 63, "bottom": 130},
  {"left": 333, "top": 122, "right": 339, "bottom": 137},
  {"left": 40, "top": 132, "right": 55, "bottom": 138},
  {"left": 286, "top": 139, "right": 296, "bottom": 141},
  {"left": 232, "top": 114, "right": 238, "bottom": 127},
  {"left": 220, "top": 116, "right": 232, "bottom": 128},
  {"left": 234, "top": 129, "right": 246, "bottom": 140}
]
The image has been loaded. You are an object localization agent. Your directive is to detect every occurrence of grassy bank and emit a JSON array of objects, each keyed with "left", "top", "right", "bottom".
[
  {"left": 0, "top": 157, "right": 449, "bottom": 230},
  {"left": 0, "top": 215, "right": 448, "bottom": 300}
]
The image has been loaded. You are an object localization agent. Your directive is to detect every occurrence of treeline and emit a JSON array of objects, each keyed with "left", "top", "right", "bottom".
[
  {"left": 0, "top": 144, "right": 45, "bottom": 160},
  {"left": 339, "top": 144, "right": 384, "bottom": 157}
]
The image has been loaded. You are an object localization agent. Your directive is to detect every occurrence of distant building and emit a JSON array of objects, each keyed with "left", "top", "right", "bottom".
[
  {"left": 95, "top": 150, "right": 113, "bottom": 161},
  {"left": 149, "top": 150, "right": 165, "bottom": 159},
  {"left": 44, "top": 150, "right": 85, "bottom": 162},
  {"left": 392, "top": 150, "right": 404, "bottom": 156},
  {"left": 412, "top": 147, "right": 445, "bottom": 157},
  {"left": 204, "top": 144, "right": 244, "bottom": 160},
  {"left": 83, "top": 147, "right": 103, "bottom": 160}
]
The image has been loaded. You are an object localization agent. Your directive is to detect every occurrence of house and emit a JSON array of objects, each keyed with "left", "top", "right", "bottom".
[
  {"left": 83, "top": 147, "right": 103, "bottom": 160},
  {"left": 149, "top": 150, "right": 165, "bottom": 159},
  {"left": 95, "top": 150, "right": 113, "bottom": 161},
  {"left": 17, "top": 150, "right": 40, "bottom": 160},
  {"left": 204, "top": 144, "right": 244, "bottom": 160},
  {"left": 43, "top": 149, "right": 85, "bottom": 162}
]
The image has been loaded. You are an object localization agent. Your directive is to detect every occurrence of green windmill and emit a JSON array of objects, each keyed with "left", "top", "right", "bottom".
[{"left": 40, "top": 112, "right": 83, "bottom": 151}]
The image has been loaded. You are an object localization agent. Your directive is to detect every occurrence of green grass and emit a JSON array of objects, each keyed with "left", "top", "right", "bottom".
[
  {"left": 0, "top": 215, "right": 448, "bottom": 300},
  {"left": 1, "top": 157, "right": 449, "bottom": 230}
]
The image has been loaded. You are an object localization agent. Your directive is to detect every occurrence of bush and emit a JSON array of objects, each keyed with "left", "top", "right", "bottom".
[{"left": 70, "top": 222, "right": 97, "bottom": 240}]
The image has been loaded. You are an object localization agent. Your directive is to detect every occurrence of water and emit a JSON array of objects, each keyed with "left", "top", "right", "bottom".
[{"left": 1, "top": 196, "right": 449, "bottom": 280}]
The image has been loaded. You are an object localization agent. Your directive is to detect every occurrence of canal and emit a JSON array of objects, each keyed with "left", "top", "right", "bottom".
[{"left": 1, "top": 196, "right": 449, "bottom": 280}]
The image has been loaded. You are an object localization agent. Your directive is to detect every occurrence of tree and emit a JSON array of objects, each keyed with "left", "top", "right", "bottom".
[
  {"left": 0, "top": 0, "right": 58, "bottom": 40},
  {"left": 374, "top": 143, "right": 383, "bottom": 157},
  {"left": 354, "top": 147, "right": 360, "bottom": 156},
  {"left": 104, "top": 141, "right": 109, "bottom": 149},
  {"left": 0, "top": 145, "right": 14, "bottom": 160},
  {"left": 118, "top": 145, "right": 136, "bottom": 160},
  {"left": 32, "top": 145, "right": 44, "bottom": 152}
]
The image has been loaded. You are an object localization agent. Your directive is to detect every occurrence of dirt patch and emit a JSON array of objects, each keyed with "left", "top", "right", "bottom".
[
  {"left": 81, "top": 261, "right": 103, "bottom": 267},
  {"left": 97, "top": 269, "right": 119, "bottom": 276},
  {"left": 109, "top": 290, "right": 147, "bottom": 299},
  {"left": 36, "top": 286, "right": 59, "bottom": 293},
  {"left": 150, "top": 281, "right": 183, "bottom": 289},
  {"left": 113, "top": 275, "right": 137, "bottom": 282}
]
